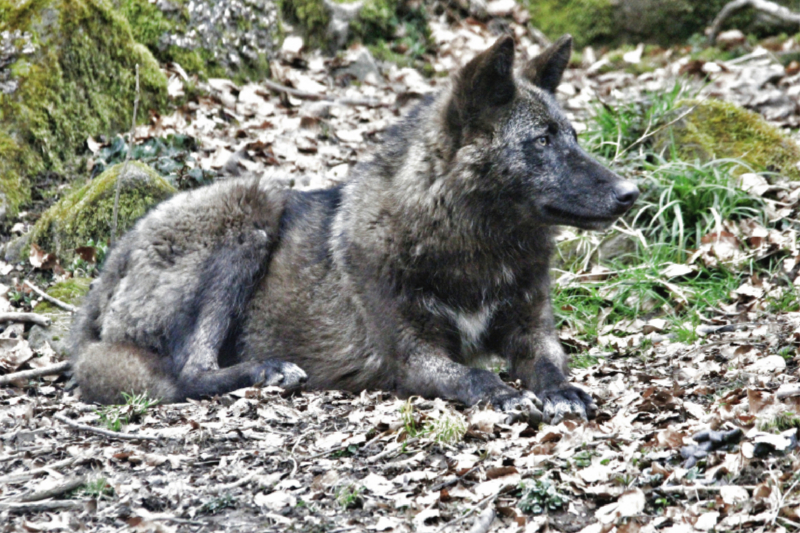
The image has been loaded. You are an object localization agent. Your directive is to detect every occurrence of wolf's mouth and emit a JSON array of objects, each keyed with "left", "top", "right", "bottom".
[{"left": 543, "top": 205, "right": 620, "bottom": 228}]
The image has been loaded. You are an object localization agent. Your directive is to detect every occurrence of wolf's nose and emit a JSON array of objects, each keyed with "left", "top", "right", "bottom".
[{"left": 612, "top": 181, "right": 639, "bottom": 208}]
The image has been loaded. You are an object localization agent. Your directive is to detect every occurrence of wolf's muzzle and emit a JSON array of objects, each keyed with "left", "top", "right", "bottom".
[{"left": 612, "top": 181, "right": 639, "bottom": 210}]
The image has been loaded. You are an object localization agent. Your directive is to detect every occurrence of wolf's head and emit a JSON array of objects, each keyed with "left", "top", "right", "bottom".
[{"left": 445, "top": 35, "right": 638, "bottom": 231}]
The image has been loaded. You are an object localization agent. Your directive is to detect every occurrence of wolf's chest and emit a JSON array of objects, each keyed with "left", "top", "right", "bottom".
[{"left": 424, "top": 298, "right": 498, "bottom": 354}]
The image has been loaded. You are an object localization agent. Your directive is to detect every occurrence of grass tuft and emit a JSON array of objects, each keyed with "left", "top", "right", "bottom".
[{"left": 96, "top": 391, "right": 159, "bottom": 432}]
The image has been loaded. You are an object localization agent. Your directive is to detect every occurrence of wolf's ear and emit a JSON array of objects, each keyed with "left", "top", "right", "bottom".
[
  {"left": 522, "top": 34, "right": 572, "bottom": 93},
  {"left": 452, "top": 35, "right": 516, "bottom": 115}
]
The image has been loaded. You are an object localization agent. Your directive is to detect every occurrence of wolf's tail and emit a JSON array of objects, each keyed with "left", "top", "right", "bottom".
[{"left": 69, "top": 243, "right": 180, "bottom": 404}]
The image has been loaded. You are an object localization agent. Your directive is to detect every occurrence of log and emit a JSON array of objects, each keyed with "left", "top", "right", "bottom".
[{"left": 709, "top": 0, "right": 800, "bottom": 45}]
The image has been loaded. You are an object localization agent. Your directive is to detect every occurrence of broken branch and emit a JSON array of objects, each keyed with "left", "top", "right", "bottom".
[
  {"left": 0, "top": 312, "right": 51, "bottom": 327},
  {"left": 0, "top": 500, "right": 83, "bottom": 513},
  {"left": 0, "top": 361, "right": 71, "bottom": 386},
  {"left": 23, "top": 280, "right": 78, "bottom": 313},
  {"left": 53, "top": 413, "right": 159, "bottom": 441},
  {"left": 709, "top": 0, "right": 800, "bottom": 45},
  {"left": 17, "top": 476, "right": 87, "bottom": 502},
  {"left": 262, "top": 79, "right": 385, "bottom": 107}
]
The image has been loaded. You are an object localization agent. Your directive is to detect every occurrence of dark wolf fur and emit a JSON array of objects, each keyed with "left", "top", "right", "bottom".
[{"left": 71, "top": 35, "right": 639, "bottom": 423}]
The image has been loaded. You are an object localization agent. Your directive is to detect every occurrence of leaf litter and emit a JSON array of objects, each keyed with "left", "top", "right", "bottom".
[{"left": 3, "top": 2, "right": 800, "bottom": 532}]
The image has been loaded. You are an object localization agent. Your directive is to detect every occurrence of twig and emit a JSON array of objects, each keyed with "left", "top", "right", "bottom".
[
  {"left": 150, "top": 516, "right": 208, "bottom": 526},
  {"left": 53, "top": 413, "right": 159, "bottom": 441},
  {"left": 367, "top": 437, "right": 419, "bottom": 463},
  {"left": 0, "top": 457, "right": 79, "bottom": 484},
  {"left": 777, "top": 385, "right": 800, "bottom": 400},
  {"left": 0, "top": 500, "right": 83, "bottom": 513},
  {"left": 652, "top": 484, "right": 757, "bottom": 493},
  {"left": 23, "top": 280, "right": 78, "bottom": 313},
  {"left": 778, "top": 517, "right": 800, "bottom": 529},
  {"left": 261, "top": 79, "right": 385, "bottom": 107},
  {"left": 528, "top": 26, "right": 551, "bottom": 48},
  {"left": 0, "top": 361, "right": 71, "bottom": 386},
  {"left": 207, "top": 473, "right": 258, "bottom": 496},
  {"left": 17, "top": 476, "right": 86, "bottom": 502},
  {"left": 434, "top": 491, "right": 500, "bottom": 533},
  {"left": 0, "top": 312, "right": 51, "bottom": 327},
  {"left": 431, "top": 466, "right": 481, "bottom": 492},
  {"left": 113, "top": 63, "right": 140, "bottom": 244},
  {"left": 709, "top": 0, "right": 800, "bottom": 45},
  {"left": 467, "top": 507, "right": 496, "bottom": 533},
  {"left": 291, "top": 431, "right": 313, "bottom": 455}
]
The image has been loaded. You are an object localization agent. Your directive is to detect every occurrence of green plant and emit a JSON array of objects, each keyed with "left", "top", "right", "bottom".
[
  {"left": 584, "top": 81, "right": 692, "bottom": 163},
  {"left": 759, "top": 412, "right": 800, "bottom": 432},
  {"left": 201, "top": 494, "right": 237, "bottom": 514},
  {"left": 95, "top": 391, "right": 159, "bottom": 431},
  {"left": 79, "top": 477, "right": 114, "bottom": 500},
  {"left": 335, "top": 484, "right": 363, "bottom": 509},
  {"left": 67, "top": 239, "right": 108, "bottom": 277},
  {"left": 399, "top": 401, "right": 467, "bottom": 444},
  {"left": 91, "top": 134, "right": 215, "bottom": 190},
  {"left": 518, "top": 479, "right": 569, "bottom": 514},
  {"left": 572, "top": 450, "right": 594, "bottom": 468},
  {"left": 424, "top": 411, "right": 467, "bottom": 445},
  {"left": 631, "top": 157, "right": 766, "bottom": 256}
]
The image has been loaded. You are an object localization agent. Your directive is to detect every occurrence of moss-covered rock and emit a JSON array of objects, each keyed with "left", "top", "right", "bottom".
[
  {"left": 0, "top": 0, "right": 168, "bottom": 219},
  {"left": 281, "top": 0, "right": 427, "bottom": 52},
  {"left": 116, "top": 0, "right": 279, "bottom": 82},
  {"left": 663, "top": 99, "right": 800, "bottom": 180},
  {"left": 30, "top": 161, "right": 176, "bottom": 261},
  {"left": 525, "top": 0, "right": 800, "bottom": 48}
]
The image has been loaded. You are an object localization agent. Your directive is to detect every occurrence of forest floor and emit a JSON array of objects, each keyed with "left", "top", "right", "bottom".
[{"left": 2, "top": 6, "right": 800, "bottom": 533}]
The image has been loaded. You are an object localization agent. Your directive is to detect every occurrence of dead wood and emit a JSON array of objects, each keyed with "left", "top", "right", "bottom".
[
  {"left": 0, "top": 361, "right": 70, "bottom": 386},
  {"left": 0, "top": 312, "right": 51, "bottom": 327},
  {"left": 53, "top": 413, "right": 159, "bottom": 441},
  {"left": 0, "top": 500, "right": 83, "bottom": 513},
  {"left": 262, "top": 79, "right": 386, "bottom": 107},
  {"left": 0, "top": 457, "right": 80, "bottom": 484},
  {"left": 17, "top": 476, "right": 87, "bottom": 502},
  {"left": 709, "top": 0, "right": 800, "bottom": 45},
  {"left": 23, "top": 280, "right": 78, "bottom": 313}
]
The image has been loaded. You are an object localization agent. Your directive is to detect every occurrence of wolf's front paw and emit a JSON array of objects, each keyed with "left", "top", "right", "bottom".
[
  {"left": 490, "top": 389, "right": 543, "bottom": 425},
  {"left": 253, "top": 360, "right": 308, "bottom": 390},
  {"left": 539, "top": 385, "right": 597, "bottom": 424}
]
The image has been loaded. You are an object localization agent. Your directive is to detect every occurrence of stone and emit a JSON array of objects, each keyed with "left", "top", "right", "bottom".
[
  {"left": 28, "top": 311, "right": 72, "bottom": 357},
  {"left": 29, "top": 162, "right": 176, "bottom": 263}
]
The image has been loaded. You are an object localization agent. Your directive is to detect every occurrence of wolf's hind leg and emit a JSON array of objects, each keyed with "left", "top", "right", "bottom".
[{"left": 170, "top": 227, "right": 307, "bottom": 398}]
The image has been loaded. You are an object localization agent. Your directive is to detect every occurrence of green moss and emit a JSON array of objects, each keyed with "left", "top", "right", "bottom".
[
  {"left": 523, "top": 0, "right": 800, "bottom": 48},
  {"left": 281, "top": 0, "right": 425, "bottom": 53},
  {"left": 280, "top": 0, "right": 330, "bottom": 45},
  {"left": 116, "top": 0, "right": 174, "bottom": 50},
  {"left": 35, "top": 277, "right": 92, "bottom": 313},
  {"left": 666, "top": 99, "right": 800, "bottom": 180},
  {"left": 30, "top": 161, "right": 176, "bottom": 261},
  {"left": 0, "top": 131, "right": 40, "bottom": 212},
  {"left": 525, "top": 0, "right": 616, "bottom": 49},
  {"left": 0, "top": 0, "right": 168, "bottom": 218}
]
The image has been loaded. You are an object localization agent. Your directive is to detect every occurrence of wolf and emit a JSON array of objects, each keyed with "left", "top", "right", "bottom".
[{"left": 70, "top": 34, "right": 639, "bottom": 424}]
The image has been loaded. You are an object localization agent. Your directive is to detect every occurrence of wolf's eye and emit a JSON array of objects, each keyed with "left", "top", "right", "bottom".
[{"left": 537, "top": 136, "right": 549, "bottom": 147}]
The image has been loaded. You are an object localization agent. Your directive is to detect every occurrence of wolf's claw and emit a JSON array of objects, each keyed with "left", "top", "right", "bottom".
[
  {"left": 254, "top": 361, "right": 308, "bottom": 390},
  {"left": 491, "top": 389, "right": 544, "bottom": 425},
  {"left": 539, "top": 385, "right": 597, "bottom": 424}
]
